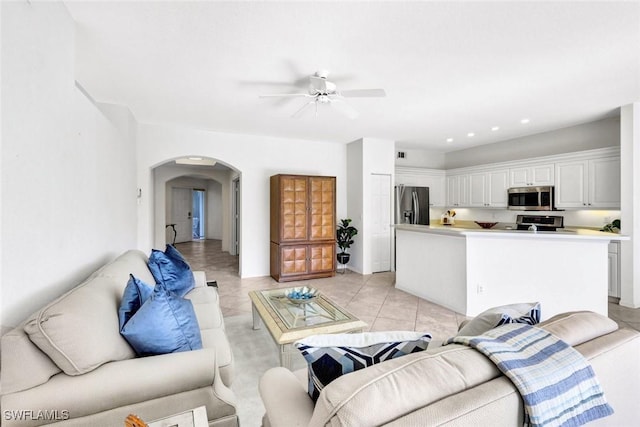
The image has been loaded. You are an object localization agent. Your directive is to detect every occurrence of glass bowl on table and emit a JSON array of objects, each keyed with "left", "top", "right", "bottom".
[{"left": 285, "top": 286, "right": 319, "bottom": 304}]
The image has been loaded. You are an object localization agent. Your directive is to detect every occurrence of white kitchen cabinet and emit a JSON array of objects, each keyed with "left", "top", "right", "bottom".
[
  {"left": 469, "top": 169, "right": 509, "bottom": 207},
  {"left": 608, "top": 241, "right": 621, "bottom": 298},
  {"left": 555, "top": 157, "right": 620, "bottom": 208},
  {"left": 446, "top": 174, "right": 470, "bottom": 207},
  {"left": 589, "top": 157, "right": 621, "bottom": 208},
  {"left": 396, "top": 168, "right": 446, "bottom": 207},
  {"left": 509, "top": 163, "right": 555, "bottom": 187}
]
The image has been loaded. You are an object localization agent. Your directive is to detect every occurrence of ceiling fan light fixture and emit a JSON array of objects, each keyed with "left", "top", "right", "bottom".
[{"left": 260, "top": 69, "right": 385, "bottom": 119}]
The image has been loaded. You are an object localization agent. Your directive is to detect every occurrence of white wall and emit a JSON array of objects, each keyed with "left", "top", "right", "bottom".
[
  {"left": 347, "top": 138, "right": 395, "bottom": 274},
  {"left": 620, "top": 103, "right": 640, "bottom": 309},
  {"left": 445, "top": 117, "right": 620, "bottom": 169},
  {"left": 395, "top": 148, "right": 446, "bottom": 169},
  {"left": 1, "top": 2, "right": 137, "bottom": 328},
  {"left": 136, "top": 122, "right": 347, "bottom": 278},
  {"left": 207, "top": 180, "right": 223, "bottom": 240}
]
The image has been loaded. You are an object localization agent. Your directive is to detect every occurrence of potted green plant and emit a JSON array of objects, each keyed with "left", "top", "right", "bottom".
[{"left": 336, "top": 218, "right": 358, "bottom": 265}]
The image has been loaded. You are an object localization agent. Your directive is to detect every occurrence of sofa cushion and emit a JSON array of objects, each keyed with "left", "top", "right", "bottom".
[
  {"left": 24, "top": 276, "right": 136, "bottom": 376},
  {"left": 539, "top": 311, "right": 618, "bottom": 346},
  {"left": 309, "top": 344, "right": 501, "bottom": 426},
  {"left": 148, "top": 245, "right": 195, "bottom": 297},
  {"left": 453, "top": 302, "right": 541, "bottom": 338},
  {"left": 295, "top": 331, "right": 432, "bottom": 401},
  {"left": 93, "top": 249, "right": 156, "bottom": 291},
  {"left": 120, "top": 284, "right": 202, "bottom": 356},
  {"left": 0, "top": 324, "right": 62, "bottom": 394},
  {"left": 118, "top": 274, "right": 154, "bottom": 330}
]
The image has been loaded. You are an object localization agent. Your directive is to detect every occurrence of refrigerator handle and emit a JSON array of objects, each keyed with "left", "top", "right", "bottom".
[{"left": 412, "top": 191, "right": 419, "bottom": 224}]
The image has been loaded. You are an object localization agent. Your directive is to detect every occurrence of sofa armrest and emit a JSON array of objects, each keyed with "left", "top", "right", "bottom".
[
  {"left": 2, "top": 348, "right": 236, "bottom": 423},
  {"left": 259, "top": 367, "right": 314, "bottom": 427},
  {"left": 193, "top": 270, "right": 207, "bottom": 287}
]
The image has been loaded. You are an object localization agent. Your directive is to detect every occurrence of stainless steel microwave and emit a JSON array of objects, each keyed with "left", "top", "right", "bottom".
[{"left": 507, "top": 186, "right": 555, "bottom": 211}]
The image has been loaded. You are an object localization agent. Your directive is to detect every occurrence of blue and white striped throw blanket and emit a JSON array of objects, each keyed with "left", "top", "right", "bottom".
[{"left": 448, "top": 323, "right": 614, "bottom": 426}]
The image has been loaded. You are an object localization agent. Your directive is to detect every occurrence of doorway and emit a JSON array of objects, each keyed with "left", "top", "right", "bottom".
[
  {"left": 231, "top": 177, "right": 240, "bottom": 256},
  {"left": 171, "top": 187, "right": 193, "bottom": 243},
  {"left": 192, "top": 189, "right": 206, "bottom": 240}
]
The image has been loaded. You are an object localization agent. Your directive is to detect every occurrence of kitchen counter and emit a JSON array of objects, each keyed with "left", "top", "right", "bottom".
[
  {"left": 396, "top": 223, "right": 621, "bottom": 241},
  {"left": 394, "top": 223, "right": 626, "bottom": 319}
]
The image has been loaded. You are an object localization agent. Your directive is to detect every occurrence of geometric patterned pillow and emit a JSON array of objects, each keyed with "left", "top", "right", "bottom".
[
  {"left": 448, "top": 302, "right": 541, "bottom": 342},
  {"left": 295, "top": 331, "right": 432, "bottom": 401}
]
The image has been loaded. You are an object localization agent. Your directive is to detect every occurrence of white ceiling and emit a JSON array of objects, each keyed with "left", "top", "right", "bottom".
[{"left": 65, "top": 1, "right": 640, "bottom": 152}]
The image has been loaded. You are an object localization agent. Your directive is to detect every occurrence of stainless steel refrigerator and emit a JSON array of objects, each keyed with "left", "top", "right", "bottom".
[{"left": 395, "top": 185, "right": 430, "bottom": 225}]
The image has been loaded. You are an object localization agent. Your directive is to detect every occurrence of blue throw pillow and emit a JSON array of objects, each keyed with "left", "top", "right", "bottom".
[
  {"left": 295, "top": 331, "right": 432, "bottom": 401},
  {"left": 118, "top": 274, "right": 154, "bottom": 330},
  {"left": 120, "top": 284, "right": 202, "bottom": 356},
  {"left": 148, "top": 245, "right": 195, "bottom": 297}
]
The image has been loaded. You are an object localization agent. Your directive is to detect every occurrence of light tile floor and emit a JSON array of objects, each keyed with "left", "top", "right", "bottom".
[{"left": 176, "top": 240, "right": 640, "bottom": 337}]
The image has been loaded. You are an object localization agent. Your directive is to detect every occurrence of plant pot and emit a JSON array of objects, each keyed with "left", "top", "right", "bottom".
[{"left": 337, "top": 252, "right": 351, "bottom": 265}]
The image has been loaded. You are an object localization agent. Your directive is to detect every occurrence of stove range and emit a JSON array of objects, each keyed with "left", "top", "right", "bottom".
[{"left": 515, "top": 214, "right": 564, "bottom": 231}]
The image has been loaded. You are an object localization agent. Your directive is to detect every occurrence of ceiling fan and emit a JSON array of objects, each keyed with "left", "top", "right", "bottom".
[{"left": 259, "top": 70, "right": 386, "bottom": 119}]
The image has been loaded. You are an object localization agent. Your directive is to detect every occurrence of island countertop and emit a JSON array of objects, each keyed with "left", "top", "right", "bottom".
[
  {"left": 394, "top": 222, "right": 625, "bottom": 319},
  {"left": 394, "top": 223, "right": 627, "bottom": 241}
]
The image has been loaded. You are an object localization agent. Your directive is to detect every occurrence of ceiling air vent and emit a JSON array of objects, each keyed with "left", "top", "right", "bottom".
[{"left": 397, "top": 151, "right": 406, "bottom": 159}]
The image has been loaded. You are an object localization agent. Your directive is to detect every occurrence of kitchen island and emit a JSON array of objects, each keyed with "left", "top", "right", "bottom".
[{"left": 395, "top": 223, "right": 626, "bottom": 319}]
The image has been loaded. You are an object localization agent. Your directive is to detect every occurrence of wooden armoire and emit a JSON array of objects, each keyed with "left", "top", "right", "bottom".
[{"left": 270, "top": 174, "right": 336, "bottom": 282}]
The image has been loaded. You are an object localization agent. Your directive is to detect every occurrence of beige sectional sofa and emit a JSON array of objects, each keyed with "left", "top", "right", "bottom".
[
  {"left": 260, "top": 311, "right": 640, "bottom": 426},
  {"left": 1, "top": 250, "right": 238, "bottom": 427}
]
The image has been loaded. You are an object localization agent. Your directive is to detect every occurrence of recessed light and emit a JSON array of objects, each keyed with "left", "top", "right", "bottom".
[
  {"left": 188, "top": 157, "right": 203, "bottom": 161},
  {"left": 467, "top": 132, "right": 475, "bottom": 137},
  {"left": 446, "top": 138, "right": 453, "bottom": 143},
  {"left": 520, "top": 118, "right": 530, "bottom": 124},
  {"left": 491, "top": 126, "right": 500, "bottom": 131}
]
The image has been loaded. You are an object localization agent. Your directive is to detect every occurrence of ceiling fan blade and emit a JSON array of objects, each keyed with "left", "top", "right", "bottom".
[
  {"left": 340, "top": 89, "right": 386, "bottom": 98},
  {"left": 259, "top": 93, "right": 312, "bottom": 98},
  {"left": 291, "top": 100, "right": 316, "bottom": 118},
  {"left": 330, "top": 98, "right": 359, "bottom": 119}
]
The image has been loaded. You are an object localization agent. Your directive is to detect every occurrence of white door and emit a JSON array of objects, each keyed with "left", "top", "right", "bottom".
[
  {"left": 371, "top": 174, "right": 392, "bottom": 272},
  {"left": 171, "top": 187, "right": 193, "bottom": 243}
]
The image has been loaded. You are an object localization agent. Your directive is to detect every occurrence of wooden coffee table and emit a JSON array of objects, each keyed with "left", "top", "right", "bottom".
[{"left": 249, "top": 287, "right": 367, "bottom": 369}]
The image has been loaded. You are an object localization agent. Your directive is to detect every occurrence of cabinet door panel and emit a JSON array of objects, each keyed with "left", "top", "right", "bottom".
[
  {"left": 488, "top": 170, "right": 509, "bottom": 207},
  {"left": 589, "top": 157, "right": 620, "bottom": 208},
  {"left": 469, "top": 173, "right": 487, "bottom": 207},
  {"left": 532, "top": 164, "right": 554, "bottom": 185},
  {"left": 310, "top": 244, "right": 335, "bottom": 273},
  {"left": 446, "top": 176, "right": 458, "bottom": 206},
  {"left": 458, "top": 175, "right": 470, "bottom": 206},
  {"left": 281, "top": 246, "right": 308, "bottom": 275},
  {"left": 509, "top": 167, "right": 530, "bottom": 187},
  {"left": 555, "top": 161, "right": 587, "bottom": 208},
  {"left": 309, "top": 177, "right": 336, "bottom": 240},
  {"left": 281, "top": 176, "right": 308, "bottom": 241}
]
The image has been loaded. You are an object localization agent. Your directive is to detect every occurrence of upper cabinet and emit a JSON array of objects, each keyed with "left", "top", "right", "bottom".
[
  {"left": 397, "top": 147, "right": 619, "bottom": 211},
  {"left": 469, "top": 169, "right": 509, "bottom": 208},
  {"left": 446, "top": 174, "right": 470, "bottom": 207},
  {"left": 396, "top": 168, "right": 446, "bottom": 207},
  {"left": 555, "top": 156, "right": 621, "bottom": 209},
  {"left": 509, "top": 163, "right": 555, "bottom": 187}
]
